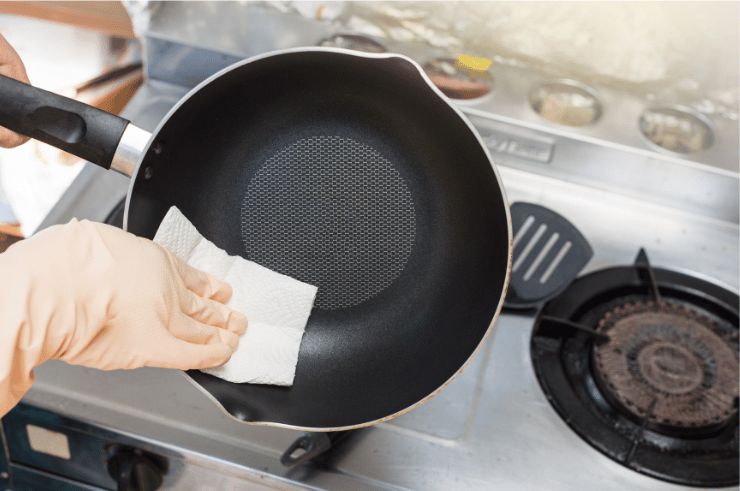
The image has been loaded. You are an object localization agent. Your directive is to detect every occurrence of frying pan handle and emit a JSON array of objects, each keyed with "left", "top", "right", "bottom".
[{"left": 0, "top": 74, "right": 147, "bottom": 175}]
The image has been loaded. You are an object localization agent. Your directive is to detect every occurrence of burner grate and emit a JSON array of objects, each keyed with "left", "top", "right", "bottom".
[{"left": 531, "top": 248, "right": 740, "bottom": 487}]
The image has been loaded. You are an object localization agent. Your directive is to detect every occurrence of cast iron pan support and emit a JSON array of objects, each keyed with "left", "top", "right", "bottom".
[
  {"left": 634, "top": 248, "right": 663, "bottom": 303},
  {"left": 530, "top": 248, "right": 740, "bottom": 486},
  {"left": 281, "top": 432, "right": 351, "bottom": 467}
]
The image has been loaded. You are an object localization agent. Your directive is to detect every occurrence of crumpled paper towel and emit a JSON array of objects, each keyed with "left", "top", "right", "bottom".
[{"left": 153, "top": 206, "right": 317, "bottom": 386}]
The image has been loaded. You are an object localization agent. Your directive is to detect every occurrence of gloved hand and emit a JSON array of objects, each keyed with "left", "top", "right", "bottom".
[
  {"left": 0, "top": 219, "right": 247, "bottom": 416},
  {"left": 0, "top": 33, "right": 30, "bottom": 148}
]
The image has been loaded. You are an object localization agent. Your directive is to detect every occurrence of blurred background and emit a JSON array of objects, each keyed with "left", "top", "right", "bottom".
[
  {"left": 0, "top": 1, "right": 138, "bottom": 236},
  {"left": 0, "top": 0, "right": 737, "bottom": 236}
]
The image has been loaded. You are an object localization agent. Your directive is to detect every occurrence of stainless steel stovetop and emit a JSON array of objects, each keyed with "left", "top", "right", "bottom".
[{"left": 12, "top": 3, "right": 739, "bottom": 490}]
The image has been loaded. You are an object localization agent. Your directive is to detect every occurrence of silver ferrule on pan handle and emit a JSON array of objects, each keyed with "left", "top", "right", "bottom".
[{"left": 111, "top": 124, "right": 152, "bottom": 177}]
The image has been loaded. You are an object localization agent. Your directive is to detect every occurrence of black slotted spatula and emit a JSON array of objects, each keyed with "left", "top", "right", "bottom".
[{"left": 504, "top": 202, "right": 593, "bottom": 310}]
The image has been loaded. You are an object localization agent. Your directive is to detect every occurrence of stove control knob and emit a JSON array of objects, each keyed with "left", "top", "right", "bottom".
[{"left": 107, "top": 446, "right": 166, "bottom": 491}]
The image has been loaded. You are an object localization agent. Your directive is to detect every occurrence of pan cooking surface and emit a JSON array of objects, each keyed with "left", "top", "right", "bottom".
[
  {"left": 127, "top": 51, "right": 511, "bottom": 428},
  {"left": 240, "top": 136, "right": 417, "bottom": 309}
]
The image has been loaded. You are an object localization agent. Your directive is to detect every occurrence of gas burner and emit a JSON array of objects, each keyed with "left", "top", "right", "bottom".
[
  {"left": 422, "top": 57, "right": 492, "bottom": 100},
  {"left": 531, "top": 249, "right": 739, "bottom": 487},
  {"left": 318, "top": 34, "right": 386, "bottom": 53},
  {"left": 593, "top": 301, "right": 738, "bottom": 429}
]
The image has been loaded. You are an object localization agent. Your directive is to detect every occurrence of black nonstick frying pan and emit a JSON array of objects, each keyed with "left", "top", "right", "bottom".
[{"left": 0, "top": 48, "right": 511, "bottom": 430}]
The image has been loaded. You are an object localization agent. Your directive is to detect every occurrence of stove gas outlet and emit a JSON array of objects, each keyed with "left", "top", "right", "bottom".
[{"left": 106, "top": 445, "right": 167, "bottom": 491}]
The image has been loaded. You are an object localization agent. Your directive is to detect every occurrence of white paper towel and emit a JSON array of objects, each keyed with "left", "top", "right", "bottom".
[{"left": 153, "top": 206, "right": 317, "bottom": 386}]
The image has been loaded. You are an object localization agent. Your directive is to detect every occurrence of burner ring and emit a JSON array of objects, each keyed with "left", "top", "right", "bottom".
[
  {"left": 636, "top": 341, "right": 703, "bottom": 395},
  {"left": 593, "top": 301, "right": 738, "bottom": 428}
]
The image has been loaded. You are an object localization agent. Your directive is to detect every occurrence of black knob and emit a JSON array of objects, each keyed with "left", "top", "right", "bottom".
[{"left": 107, "top": 447, "right": 166, "bottom": 491}]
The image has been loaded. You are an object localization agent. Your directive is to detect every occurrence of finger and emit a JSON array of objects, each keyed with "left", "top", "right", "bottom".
[
  {"left": 0, "top": 34, "right": 30, "bottom": 82},
  {"left": 186, "top": 341, "right": 234, "bottom": 369},
  {"left": 155, "top": 339, "right": 234, "bottom": 370},
  {"left": 170, "top": 253, "right": 232, "bottom": 303},
  {"left": 180, "top": 291, "right": 247, "bottom": 334},
  {"left": 217, "top": 328, "right": 240, "bottom": 351},
  {"left": 181, "top": 291, "right": 228, "bottom": 327},
  {"left": 228, "top": 310, "right": 248, "bottom": 335},
  {"left": 0, "top": 127, "right": 29, "bottom": 148},
  {"left": 168, "top": 313, "right": 240, "bottom": 349}
]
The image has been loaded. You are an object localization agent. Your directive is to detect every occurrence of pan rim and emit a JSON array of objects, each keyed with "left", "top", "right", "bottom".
[{"left": 124, "top": 46, "right": 513, "bottom": 431}]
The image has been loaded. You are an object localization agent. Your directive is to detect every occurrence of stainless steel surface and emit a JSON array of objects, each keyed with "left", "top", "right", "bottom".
[
  {"left": 145, "top": 1, "right": 333, "bottom": 62},
  {"left": 456, "top": 63, "right": 739, "bottom": 175},
  {"left": 638, "top": 105, "right": 715, "bottom": 155},
  {"left": 110, "top": 124, "right": 151, "bottom": 177},
  {"left": 138, "top": 4, "right": 739, "bottom": 224},
  {"left": 469, "top": 114, "right": 739, "bottom": 223},
  {"left": 26, "top": 162, "right": 738, "bottom": 490},
  {"left": 140, "top": 1, "right": 738, "bottom": 175},
  {"left": 26, "top": 3, "right": 739, "bottom": 489},
  {"left": 528, "top": 79, "right": 602, "bottom": 127}
]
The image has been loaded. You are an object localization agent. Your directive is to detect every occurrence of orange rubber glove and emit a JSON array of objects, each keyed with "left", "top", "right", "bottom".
[{"left": 0, "top": 219, "right": 247, "bottom": 416}]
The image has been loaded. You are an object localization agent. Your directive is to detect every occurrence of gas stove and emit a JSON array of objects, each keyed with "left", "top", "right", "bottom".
[
  {"left": 2, "top": 3, "right": 738, "bottom": 490},
  {"left": 532, "top": 250, "right": 738, "bottom": 487}
]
